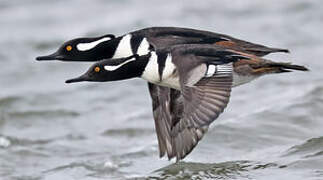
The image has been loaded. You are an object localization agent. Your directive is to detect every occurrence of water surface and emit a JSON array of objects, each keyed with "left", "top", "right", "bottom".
[{"left": 0, "top": 0, "right": 322, "bottom": 179}]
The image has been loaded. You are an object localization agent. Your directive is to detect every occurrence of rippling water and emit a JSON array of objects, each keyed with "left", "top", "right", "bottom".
[{"left": 0, "top": 0, "right": 323, "bottom": 179}]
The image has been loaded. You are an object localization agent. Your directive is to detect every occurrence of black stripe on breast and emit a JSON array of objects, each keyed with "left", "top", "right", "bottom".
[
  {"left": 97, "top": 36, "right": 122, "bottom": 59},
  {"left": 130, "top": 35, "right": 144, "bottom": 55},
  {"left": 157, "top": 52, "right": 167, "bottom": 81}
]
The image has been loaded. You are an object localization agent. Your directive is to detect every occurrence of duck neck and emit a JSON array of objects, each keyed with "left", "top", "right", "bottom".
[{"left": 107, "top": 54, "right": 151, "bottom": 81}]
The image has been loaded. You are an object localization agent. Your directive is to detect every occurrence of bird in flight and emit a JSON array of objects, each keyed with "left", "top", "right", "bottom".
[{"left": 36, "top": 27, "right": 308, "bottom": 161}]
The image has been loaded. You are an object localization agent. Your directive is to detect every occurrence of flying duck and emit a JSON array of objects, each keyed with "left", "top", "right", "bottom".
[
  {"left": 36, "top": 27, "right": 308, "bottom": 161},
  {"left": 36, "top": 27, "right": 290, "bottom": 62}
]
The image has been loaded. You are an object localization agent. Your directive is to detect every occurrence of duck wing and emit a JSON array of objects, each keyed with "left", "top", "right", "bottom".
[
  {"left": 147, "top": 83, "right": 183, "bottom": 159},
  {"left": 148, "top": 45, "right": 248, "bottom": 161}
]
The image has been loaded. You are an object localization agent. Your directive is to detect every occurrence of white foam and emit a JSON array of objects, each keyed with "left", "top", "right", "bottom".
[
  {"left": 0, "top": 136, "right": 11, "bottom": 148},
  {"left": 104, "top": 161, "right": 118, "bottom": 169}
]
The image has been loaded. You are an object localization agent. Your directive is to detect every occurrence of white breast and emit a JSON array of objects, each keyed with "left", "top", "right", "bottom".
[
  {"left": 159, "top": 54, "right": 180, "bottom": 90},
  {"left": 141, "top": 52, "right": 160, "bottom": 82},
  {"left": 112, "top": 34, "right": 133, "bottom": 58},
  {"left": 136, "top": 38, "right": 150, "bottom": 56},
  {"left": 141, "top": 53, "right": 180, "bottom": 90}
]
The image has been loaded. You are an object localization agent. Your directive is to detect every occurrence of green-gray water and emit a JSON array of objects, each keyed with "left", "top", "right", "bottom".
[{"left": 0, "top": 0, "right": 322, "bottom": 179}]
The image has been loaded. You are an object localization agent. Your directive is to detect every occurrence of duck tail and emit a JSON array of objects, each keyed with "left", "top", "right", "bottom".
[
  {"left": 268, "top": 48, "right": 290, "bottom": 54},
  {"left": 267, "top": 62, "right": 309, "bottom": 72},
  {"left": 252, "top": 61, "right": 309, "bottom": 74},
  {"left": 247, "top": 47, "right": 290, "bottom": 56}
]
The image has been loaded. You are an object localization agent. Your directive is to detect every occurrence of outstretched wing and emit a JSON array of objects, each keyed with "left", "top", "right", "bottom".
[
  {"left": 148, "top": 83, "right": 183, "bottom": 159},
  {"left": 171, "top": 63, "right": 233, "bottom": 161},
  {"left": 148, "top": 45, "right": 248, "bottom": 161},
  {"left": 148, "top": 65, "right": 233, "bottom": 161}
]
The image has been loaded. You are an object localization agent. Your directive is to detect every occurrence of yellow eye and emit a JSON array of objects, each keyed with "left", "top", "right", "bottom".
[
  {"left": 94, "top": 66, "right": 100, "bottom": 72},
  {"left": 66, "top": 45, "right": 72, "bottom": 51}
]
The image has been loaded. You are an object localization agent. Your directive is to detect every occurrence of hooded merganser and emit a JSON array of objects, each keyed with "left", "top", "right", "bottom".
[
  {"left": 63, "top": 43, "right": 308, "bottom": 161},
  {"left": 36, "top": 27, "right": 308, "bottom": 161},
  {"left": 36, "top": 27, "right": 289, "bottom": 62}
]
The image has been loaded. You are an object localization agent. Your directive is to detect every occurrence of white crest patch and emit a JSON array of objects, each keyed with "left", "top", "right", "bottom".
[
  {"left": 137, "top": 38, "right": 150, "bottom": 56},
  {"left": 112, "top": 34, "right": 132, "bottom": 58},
  {"left": 141, "top": 52, "right": 160, "bottom": 83},
  {"left": 205, "top": 65, "right": 216, "bottom": 77},
  {"left": 76, "top": 37, "right": 111, "bottom": 51},
  {"left": 104, "top": 58, "right": 136, "bottom": 71}
]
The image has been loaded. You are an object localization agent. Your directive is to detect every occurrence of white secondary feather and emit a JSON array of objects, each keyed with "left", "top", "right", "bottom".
[
  {"left": 104, "top": 58, "right": 136, "bottom": 71},
  {"left": 112, "top": 34, "right": 132, "bottom": 58},
  {"left": 141, "top": 52, "right": 160, "bottom": 83},
  {"left": 76, "top": 37, "right": 111, "bottom": 51},
  {"left": 204, "top": 63, "right": 257, "bottom": 87},
  {"left": 137, "top": 38, "right": 150, "bottom": 56},
  {"left": 217, "top": 63, "right": 233, "bottom": 74}
]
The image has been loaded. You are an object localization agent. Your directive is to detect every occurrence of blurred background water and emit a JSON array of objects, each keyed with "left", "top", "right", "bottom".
[{"left": 0, "top": 0, "right": 323, "bottom": 179}]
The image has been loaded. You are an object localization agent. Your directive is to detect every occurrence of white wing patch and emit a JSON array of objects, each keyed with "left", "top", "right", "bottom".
[
  {"left": 205, "top": 63, "right": 232, "bottom": 78},
  {"left": 205, "top": 63, "right": 257, "bottom": 87},
  {"left": 141, "top": 52, "right": 160, "bottom": 83},
  {"left": 104, "top": 58, "right": 136, "bottom": 71},
  {"left": 112, "top": 34, "right": 132, "bottom": 58},
  {"left": 205, "top": 65, "right": 216, "bottom": 77},
  {"left": 137, "top": 38, "right": 150, "bottom": 56},
  {"left": 76, "top": 37, "right": 111, "bottom": 51}
]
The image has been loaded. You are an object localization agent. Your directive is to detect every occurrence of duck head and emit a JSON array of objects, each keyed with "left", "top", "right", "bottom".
[
  {"left": 65, "top": 54, "right": 150, "bottom": 83},
  {"left": 36, "top": 34, "right": 120, "bottom": 61}
]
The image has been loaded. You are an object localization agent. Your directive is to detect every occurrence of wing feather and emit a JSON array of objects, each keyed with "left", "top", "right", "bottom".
[{"left": 148, "top": 45, "right": 245, "bottom": 161}]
